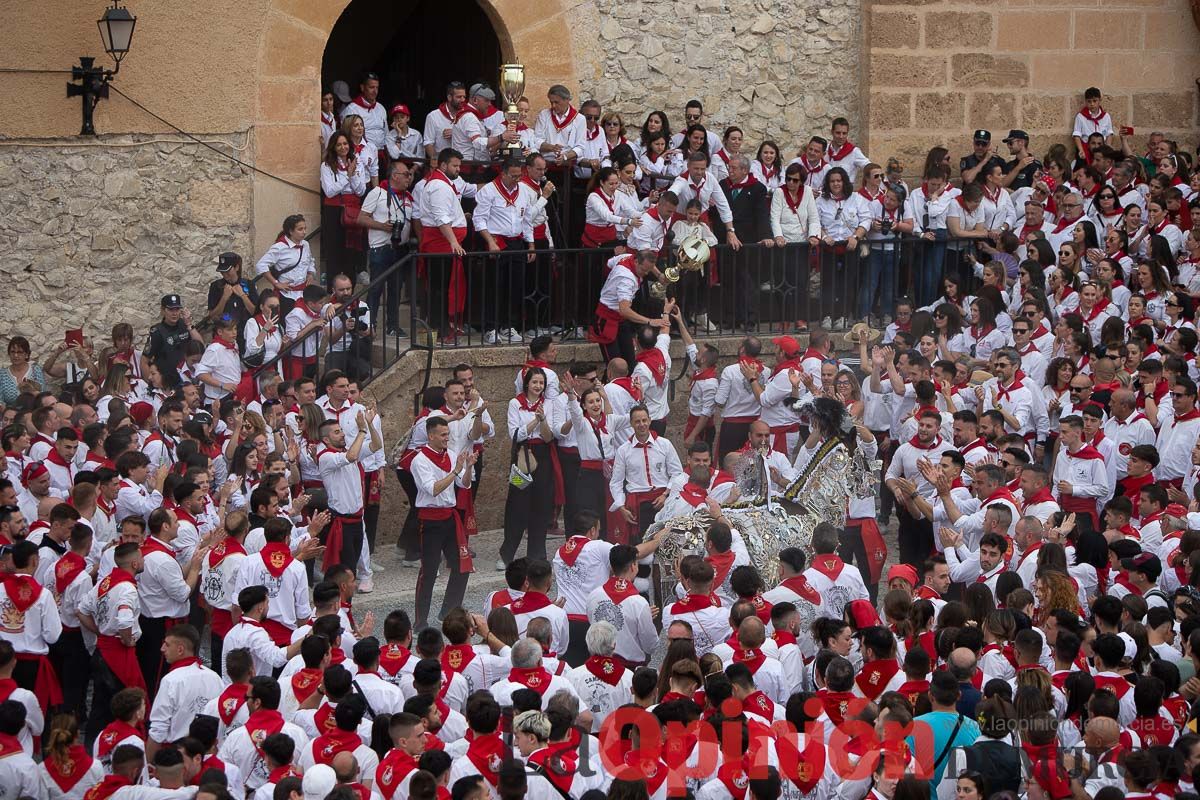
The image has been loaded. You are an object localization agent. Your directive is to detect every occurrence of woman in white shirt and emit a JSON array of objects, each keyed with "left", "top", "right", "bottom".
[
  {"left": 566, "top": 385, "right": 629, "bottom": 539},
  {"left": 638, "top": 131, "right": 683, "bottom": 194},
  {"left": 243, "top": 291, "right": 286, "bottom": 381},
  {"left": 1133, "top": 198, "right": 1186, "bottom": 260},
  {"left": 1089, "top": 186, "right": 1124, "bottom": 234},
  {"left": 908, "top": 166, "right": 955, "bottom": 308},
  {"left": 815, "top": 167, "right": 866, "bottom": 329},
  {"left": 341, "top": 114, "right": 379, "bottom": 189},
  {"left": 751, "top": 140, "right": 783, "bottom": 192},
  {"left": 502, "top": 367, "right": 557, "bottom": 567},
  {"left": 859, "top": 183, "right": 913, "bottom": 323},
  {"left": 709, "top": 126, "right": 744, "bottom": 185},
  {"left": 581, "top": 167, "right": 629, "bottom": 248},
  {"left": 633, "top": 110, "right": 672, "bottom": 159},
  {"left": 964, "top": 295, "right": 1008, "bottom": 367},
  {"left": 933, "top": 302, "right": 970, "bottom": 361},
  {"left": 1093, "top": 258, "right": 1131, "bottom": 316},
  {"left": 320, "top": 132, "right": 368, "bottom": 285},
  {"left": 1133, "top": 261, "right": 1171, "bottom": 322}
]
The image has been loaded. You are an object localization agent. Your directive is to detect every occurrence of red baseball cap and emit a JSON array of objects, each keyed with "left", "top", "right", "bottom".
[
  {"left": 887, "top": 564, "right": 919, "bottom": 588},
  {"left": 771, "top": 336, "right": 801, "bottom": 357},
  {"left": 390, "top": 104, "right": 410, "bottom": 117}
]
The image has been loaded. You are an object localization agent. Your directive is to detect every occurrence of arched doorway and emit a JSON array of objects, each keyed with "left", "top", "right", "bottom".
[{"left": 323, "top": 0, "right": 504, "bottom": 124}]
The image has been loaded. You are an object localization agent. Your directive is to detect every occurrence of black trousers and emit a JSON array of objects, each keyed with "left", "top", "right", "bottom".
[
  {"left": 84, "top": 651, "right": 129, "bottom": 748},
  {"left": 414, "top": 516, "right": 471, "bottom": 628},
  {"left": 649, "top": 419, "right": 667, "bottom": 436},
  {"left": 564, "top": 619, "right": 590, "bottom": 668},
  {"left": 210, "top": 630, "right": 224, "bottom": 676},
  {"left": 471, "top": 452, "right": 485, "bottom": 498},
  {"left": 576, "top": 467, "right": 610, "bottom": 538},
  {"left": 717, "top": 420, "right": 752, "bottom": 461},
  {"left": 840, "top": 523, "right": 878, "bottom": 604},
  {"left": 326, "top": 514, "right": 364, "bottom": 572},
  {"left": 732, "top": 249, "right": 761, "bottom": 328},
  {"left": 396, "top": 468, "right": 420, "bottom": 559},
  {"left": 878, "top": 438, "right": 898, "bottom": 524},
  {"left": 137, "top": 615, "right": 180, "bottom": 699},
  {"left": 501, "top": 443, "right": 555, "bottom": 564},
  {"left": 485, "top": 238, "right": 529, "bottom": 332},
  {"left": 599, "top": 321, "right": 637, "bottom": 367},
  {"left": 896, "top": 504, "right": 933, "bottom": 569},
  {"left": 50, "top": 628, "right": 90, "bottom": 720},
  {"left": 557, "top": 448, "right": 582, "bottom": 534},
  {"left": 364, "top": 469, "right": 382, "bottom": 557}
]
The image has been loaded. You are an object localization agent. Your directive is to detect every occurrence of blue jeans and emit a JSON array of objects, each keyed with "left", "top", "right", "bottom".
[
  {"left": 858, "top": 244, "right": 898, "bottom": 318},
  {"left": 917, "top": 230, "right": 948, "bottom": 307},
  {"left": 367, "top": 243, "right": 409, "bottom": 333}
]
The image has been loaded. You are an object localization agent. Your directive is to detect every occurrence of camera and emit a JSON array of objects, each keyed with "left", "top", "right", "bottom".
[
  {"left": 390, "top": 220, "right": 405, "bottom": 247},
  {"left": 880, "top": 219, "right": 893, "bottom": 234}
]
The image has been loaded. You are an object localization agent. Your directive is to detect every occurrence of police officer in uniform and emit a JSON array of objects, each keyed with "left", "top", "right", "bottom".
[
  {"left": 143, "top": 294, "right": 203, "bottom": 386},
  {"left": 206, "top": 252, "right": 260, "bottom": 344},
  {"left": 959, "top": 130, "right": 1007, "bottom": 186}
]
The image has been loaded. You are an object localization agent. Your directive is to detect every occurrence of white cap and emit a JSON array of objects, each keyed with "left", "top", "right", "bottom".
[
  {"left": 1117, "top": 631, "right": 1138, "bottom": 662},
  {"left": 303, "top": 765, "right": 337, "bottom": 800}
]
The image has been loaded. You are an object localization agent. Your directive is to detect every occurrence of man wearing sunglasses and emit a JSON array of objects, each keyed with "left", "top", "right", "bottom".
[
  {"left": 1155, "top": 377, "right": 1200, "bottom": 490},
  {"left": 669, "top": 100, "right": 721, "bottom": 155},
  {"left": 1047, "top": 191, "right": 1087, "bottom": 253}
]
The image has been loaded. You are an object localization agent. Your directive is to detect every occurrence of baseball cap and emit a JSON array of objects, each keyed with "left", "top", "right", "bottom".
[
  {"left": 772, "top": 335, "right": 801, "bottom": 357},
  {"left": 330, "top": 80, "right": 352, "bottom": 104},
  {"left": 129, "top": 402, "right": 154, "bottom": 424},
  {"left": 192, "top": 410, "right": 214, "bottom": 425},
  {"left": 1116, "top": 631, "right": 1138, "bottom": 663},
  {"left": 469, "top": 83, "right": 496, "bottom": 101},
  {"left": 161, "top": 294, "right": 183, "bottom": 309},
  {"left": 1002, "top": 129, "right": 1030, "bottom": 143},
  {"left": 973, "top": 129, "right": 991, "bottom": 144},
  {"left": 217, "top": 252, "right": 241, "bottom": 273},
  {"left": 302, "top": 765, "right": 337, "bottom": 800},
  {"left": 390, "top": 103, "right": 411, "bottom": 117},
  {"left": 1165, "top": 503, "right": 1188, "bottom": 518},
  {"left": 887, "top": 564, "right": 919, "bottom": 588},
  {"left": 1121, "top": 552, "right": 1162, "bottom": 578}
]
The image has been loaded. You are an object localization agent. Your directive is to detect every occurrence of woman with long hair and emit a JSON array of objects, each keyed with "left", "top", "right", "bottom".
[
  {"left": 1090, "top": 185, "right": 1123, "bottom": 232},
  {"left": 567, "top": 384, "right": 628, "bottom": 536},
  {"left": 97, "top": 363, "right": 143, "bottom": 424},
  {"left": 709, "top": 126, "right": 744, "bottom": 184},
  {"left": 1134, "top": 198, "right": 1186, "bottom": 261},
  {"left": 679, "top": 124, "right": 711, "bottom": 162},
  {"left": 635, "top": 110, "right": 673, "bottom": 158},
  {"left": 255, "top": 214, "right": 315, "bottom": 318},
  {"left": 1093, "top": 258, "right": 1131, "bottom": 315},
  {"left": 966, "top": 296, "right": 1005, "bottom": 366},
  {"left": 39, "top": 713, "right": 102, "bottom": 799},
  {"left": 340, "top": 114, "right": 379, "bottom": 189},
  {"left": 656, "top": 643, "right": 700, "bottom": 701},
  {"left": 934, "top": 302, "right": 969, "bottom": 361},
  {"left": 320, "top": 131, "right": 368, "bottom": 284},
  {"left": 502, "top": 368, "right": 557, "bottom": 566},
  {"left": 1047, "top": 261, "right": 1080, "bottom": 322},
  {"left": 1135, "top": 261, "right": 1171, "bottom": 321},
  {"left": 912, "top": 164, "right": 955, "bottom": 307},
  {"left": 1043, "top": 356, "right": 1076, "bottom": 432},
  {"left": 751, "top": 140, "right": 783, "bottom": 191},
  {"left": 861, "top": 184, "right": 912, "bottom": 323},
  {"left": 769, "top": 163, "right": 822, "bottom": 326},
  {"left": 816, "top": 166, "right": 867, "bottom": 329},
  {"left": 1034, "top": 570, "right": 1082, "bottom": 622},
  {"left": 637, "top": 130, "right": 683, "bottom": 194}
]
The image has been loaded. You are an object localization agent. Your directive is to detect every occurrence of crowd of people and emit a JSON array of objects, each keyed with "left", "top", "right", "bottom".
[
  {"left": 316, "top": 77, "right": 1198, "bottom": 340},
  {"left": 0, "top": 73, "right": 1199, "bottom": 800}
]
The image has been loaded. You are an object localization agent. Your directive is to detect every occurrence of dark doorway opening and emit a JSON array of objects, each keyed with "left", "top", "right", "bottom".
[{"left": 322, "top": 0, "right": 503, "bottom": 125}]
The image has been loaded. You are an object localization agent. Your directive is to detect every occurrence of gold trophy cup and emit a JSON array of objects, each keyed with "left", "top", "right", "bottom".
[{"left": 499, "top": 63, "right": 525, "bottom": 159}]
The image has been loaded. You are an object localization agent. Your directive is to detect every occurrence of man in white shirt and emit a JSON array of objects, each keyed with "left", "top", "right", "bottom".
[
  {"left": 712, "top": 336, "right": 766, "bottom": 459},
  {"left": 1053, "top": 415, "right": 1112, "bottom": 535},
  {"left": 533, "top": 85, "right": 585, "bottom": 163},
  {"left": 885, "top": 408, "right": 945, "bottom": 567},
  {"left": 609, "top": 406, "right": 682, "bottom": 545},
  {"left": 0, "top": 541, "right": 61, "bottom": 722},
  {"left": 147, "top": 624, "right": 222, "bottom": 756},
  {"left": 339, "top": 72, "right": 388, "bottom": 157},
  {"left": 941, "top": 524, "right": 1012, "bottom": 593},
  {"left": 1104, "top": 389, "right": 1157, "bottom": 480},
  {"left": 565, "top": 621, "right": 632, "bottom": 733},
  {"left": 424, "top": 81, "right": 467, "bottom": 161},
  {"left": 1155, "top": 377, "right": 1200, "bottom": 489},
  {"left": 221, "top": 585, "right": 305, "bottom": 679},
  {"left": 825, "top": 117, "right": 871, "bottom": 183},
  {"left": 668, "top": 153, "right": 739, "bottom": 247},
  {"left": 115, "top": 451, "right": 166, "bottom": 524},
  {"left": 358, "top": 160, "right": 414, "bottom": 334},
  {"left": 419, "top": 149, "right": 471, "bottom": 336},
  {"left": 661, "top": 560, "right": 731, "bottom": 656},
  {"left": 631, "top": 320, "right": 674, "bottom": 434},
  {"left": 489, "top": 638, "right": 579, "bottom": 707},
  {"left": 585, "top": 545, "right": 659, "bottom": 667},
  {"left": 505, "top": 559, "right": 569, "bottom": 654},
  {"left": 982, "top": 348, "right": 1035, "bottom": 438},
  {"left": 474, "top": 158, "right": 537, "bottom": 345},
  {"left": 137, "top": 508, "right": 206, "bottom": 695},
  {"left": 588, "top": 250, "right": 661, "bottom": 365},
  {"left": 317, "top": 408, "right": 381, "bottom": 572},
  {"left": 233, "top": 518, "right": 313, "bottom": 647},
  {"left": 218, "top": 675, "right": 310, "bottom": 793}
]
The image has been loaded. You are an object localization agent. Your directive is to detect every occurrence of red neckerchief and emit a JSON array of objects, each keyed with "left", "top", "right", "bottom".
[
  {"left": 914, "top": 585, "right": 941, "bottom": 601},
  {"left": 212, "top": 334, "right": 238, "bottom": 352},
  {"left": 379, "top": 643, "right": 411, "bottom": 676},
  {"left": 603, "top": 576, "right": 639, "bottom": 605},
  {"left": 211, "top": 682, "right": 248, "bottom": 727},
  {"left": 44, "top": 743, "right": 94, "bottom": 792},
  {"left": 732, "top": 646, "right": 766, "bottom": 674},
  {"left": 678, "top": 482, "right": 708, "bottom": 509},
  {"left": 528, "top": 741, "right": 581, "bottom": 795},
  {"left": 780, "top": 574, "right": 822, "bottom": 604},
  {"left": 96, "top": 719, "right": 143, "bottom": 758},
  {"left": 585, "top": 655, "right": 624, "bottom": 686},
  {"left": 970, "top": 323, "right": 995, "bottom": 341},
  {"left": 672, "top": 593, "right": 716, "bottom": 613},
  {"left": 907, "top": 433, "right": 941, "bottom": 450},
  {"left": 491, "top": 176, "right": 520, "bottom": 207},
  {"left": 691, "top": 365, "right": 717, "bottom": 384},
  {"left": 515, "top": 392, "right": 544, "bottom": 415},
  {"left": 688, "top": 175, "right": 707, "bottom": 197},
  {"left": 961, "top": 438, "right": 993, "bottom": 456},
  {"left": 170, "top": 656, "right": 201, "bottom": 673},
  {"left": 139, "top": 536, "right": 174, "bottom": 562},
  {"left": 996, "top": 377, "right": 1025, "bottom": 402},
  {"left": 1019, "top": 220, "right": 1044, "bottom": 239},
  {"left": 419, "top": 444, "right": 452, "bottom": 472},
  {"left": 313, "top": 728, "right": 361, "bottom": 765},
  {"left": 739, "top": 356, "right": 765, "bottom": 375},
  {"left": 509, "top": 590, "right": 552, "bottom": 615},
  {"left": 1152, "top": 218, "right": 1171, "bottom": 235},
  {"left": 377, "top": 749, "right": 420, "bottom": 799},
  {"left": 208, "top": 536, "right": 247, "bottom": 569},
  {"left": 1175, "top": 408, "right": 1200, "bottom": 423},
  {"left": 827, "top": 140, "right": 856, "bottom": 162},
  {"left": 783, "top": 184, "right": 806, "bottom": 214},
  {"left": 708, "top": 549, "right": 736, "bottom": 588},
  {"left": 551, "top": 106, "right": 578, "bottom": 131},
  {"left": 770, "top": 356, "right": 803, "bottom": 378},
  {"left": 259, "top": 541, "right": 294, "bottom": 579},
  {"left": 610, "top": 376, "right": 642, "bottom": 403},
  {"left": 799, "top": 154, "right": 826, "bottom": 175},
  {"left": 1065, "top": 443, "right": 1105, "bottom": 462},
  {"left": 591, "top": 187, "right": 616, "bottom": 213},
  {"left": 855, "top": 658, "right": 901, "bottom": 700},
  {"left": 858, "top": 186, "right": 884, "bottom": 203},
  {"left": 1022, "top": 486, "right": 1054, "bottom": 510},
  {"left": 1052, "top": 214, "right": 1080, "bottom": 234},
  {"left": 426, "top": 169, "right": 460, "bottom": 196},
  {"left": 742, "top": 689, "right": 775, "bottom": 719},
  {"left": 289, "top": 667, "right": 321, "bottom": 706},
  {"left": 3, "top": 574, "right": 42, "bottom": 612},
  {"left": 635, "top": 347, "right": 667, "bottom": 387},
  {"left": 268, "top": 765, "right": 302, "bottom": 786},
  {"left": 810, "top": 553, "right": 846, "bottom": 581},
  {"left": 1080, "top": 104, "right": 1106, "bottom": 122},
  {"left": 508, "top": 666, "right": 553, "bottom": 695},
  {"left": 45, "top": 446, "right": 73, "bottom": 470},
  {"left": 83, "top": 774, "right": 133, "bottom": 800},
  {"left": 557, "top": 535, "right": 591, "bottom": 567},
  {"left": 351, "top": 94, "right": 376, "bottom": 111},
  {"left": 464, "top": 732, "right": 506, "bottom": 787},
  {"left": 441, "top": 643, "right": 476, "bottom": 676},
  {"left": 1081, "top": 297, "right": 1112, "bottom": 322},
  {"left": 53, "top": 551, "right": 86, "bottom": 595}
]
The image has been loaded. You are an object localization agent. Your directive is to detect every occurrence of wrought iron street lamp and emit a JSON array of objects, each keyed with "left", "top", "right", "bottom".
[{"left": 67, "top": 1, "right": 138, "bottom": 135}]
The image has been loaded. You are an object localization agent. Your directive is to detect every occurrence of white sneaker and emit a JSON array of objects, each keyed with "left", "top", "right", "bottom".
[
  {"left": 371, "top": 560, "right": 386, "bottom": 573},
  {"left": 401, "top": 558, "right": 420, "bottom": 569},
  {"left": 504, "top": 328, "right": 526, "bottom": 343},
  {"left": 484, "top": 329, "right": 501, "bottom": 344},
  {"left": 695, "top": 313, "right": 718, "bottom": 333},
  {"left": 495, "top": 559, "right": 506, "bottom": 572},
  {"left": 759, "top": 282, "right": 772, "bottom": 291},
  {"left": 821, "top": 316, "right": 833, "bottom": 330},
  {"left": 833, "top": 316, "right": 847, "bottom": 330},
  {"left": 358, "top": 577, "right": 374, "bottom": 594}
]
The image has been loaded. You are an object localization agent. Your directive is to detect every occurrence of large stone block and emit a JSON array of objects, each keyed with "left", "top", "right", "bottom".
[
  {"left": 258, "top": 15, "right": 324, "bottom": 79},
  {"left": 870, "top": 10, "right": 920, "bottom": 48},
  {"left": 1144, "top": 9, "right": 1200, "bottom": 51},
  {"left": 870, "top": 54, "right": 947, "bottom": 88},
  {"left": 914, "top": 92, "right": 966, "bottom": 129},
  {"left": 1102, "top": 52, "right": 1178, "bottom": 90},
  {"left": 1020, "top": 94, "right": 1069, "bottom": 131},
  {"left": 258, "top": 79, "right": 315, "bottom": 125},
  {"left": 969, "top": 93, "right": 1018, "bottom": 132},
  {"left": 925, "top": 12, "right": 993, "bottom": 49},
  {"left": 950, "top": 54, "right": 1030, "bottom": 88},
  {"left": 870, "top": 92, "right": 913, "bottom": 130},
  {"left": 1074, "top": 11, "right": 1144, "bottom": 49},
  {"left": 1132, "top": 92, "right": 1196, "bottom": 128},
  {"left": 996, "top": 11, "right": 1071, "bottom": 50},
  {"left": 1029, "top": 53, "right": 1106, "bottom": 89}
]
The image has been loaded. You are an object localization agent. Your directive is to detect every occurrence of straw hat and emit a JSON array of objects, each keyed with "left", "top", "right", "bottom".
[{"left": 845, "top": 322, "right": 881, "bottom": 345}]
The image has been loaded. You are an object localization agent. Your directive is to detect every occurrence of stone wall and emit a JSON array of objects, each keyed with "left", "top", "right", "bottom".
[
  {"left": 571, "top": 0, "right": 865, "bottom": 146},
  {"left": 0, "top": 136, "right": 254, "bottom": 352},
  {"left": 867, "top": 0, "right": 1200, "bottom": 178}
]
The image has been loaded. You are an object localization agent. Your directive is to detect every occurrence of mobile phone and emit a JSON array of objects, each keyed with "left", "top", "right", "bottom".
[
  {"left": 65, "top": 328, "right": 84, "bottom": 347},
  {"left": 1120, "top": 126, "right": 1134, "bottom": 136}
]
